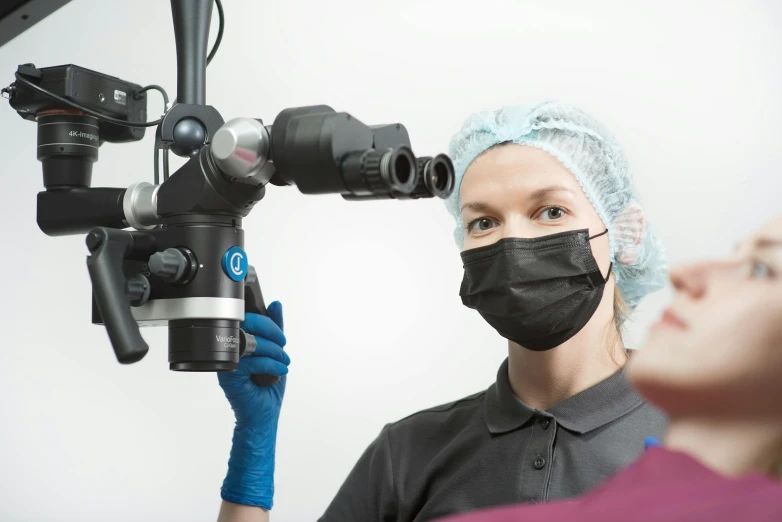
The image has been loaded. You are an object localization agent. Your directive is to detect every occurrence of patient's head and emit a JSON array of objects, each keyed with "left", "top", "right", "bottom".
[{"left": 627, "top": 215, "right": 782, "bottom": 419}]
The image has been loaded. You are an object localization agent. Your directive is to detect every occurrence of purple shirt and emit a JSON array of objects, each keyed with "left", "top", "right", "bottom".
[{"left": 437, "top": 447, "right": 782, "bottom": 522}]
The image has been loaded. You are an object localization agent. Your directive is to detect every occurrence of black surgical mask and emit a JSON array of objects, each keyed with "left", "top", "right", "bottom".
[{"left": 459, "top": 229, "right": 612, "bottom": 352}]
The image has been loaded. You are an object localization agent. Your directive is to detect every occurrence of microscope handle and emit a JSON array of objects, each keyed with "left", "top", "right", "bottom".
[
  {"left": 86, "top": 227, "right": 154, "bottom": 364},
  {"left": 243, "top": 266, "right": 281, "bottom": 387}
]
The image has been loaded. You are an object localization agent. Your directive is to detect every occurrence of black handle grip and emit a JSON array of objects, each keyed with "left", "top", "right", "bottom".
[
  {"left": 86, "top": 228, "right": 151, "bottom": 364},
  {"left": 243, "top": 266, "right": 281, "bottom": 387},
  {"left": 244, "top": 266, "right": 268, "bottom": 316}
]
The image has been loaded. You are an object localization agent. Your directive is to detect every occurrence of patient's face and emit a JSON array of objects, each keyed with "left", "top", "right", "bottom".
[{"left": 627, "top": 215, "right": 782, "bottom": 418}]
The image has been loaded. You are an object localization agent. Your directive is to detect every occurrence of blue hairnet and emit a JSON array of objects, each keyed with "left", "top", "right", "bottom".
[{"left": 445, "top": 101, "right": 668, "bottom": 309}]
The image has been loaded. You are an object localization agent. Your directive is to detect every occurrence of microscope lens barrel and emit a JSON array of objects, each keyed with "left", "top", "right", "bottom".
[
  {"left": 168, "top": 318, "right": 240, "bottom": 371},
  {"left": 37, "top": 111, "right": 99, "bottom": 189}
]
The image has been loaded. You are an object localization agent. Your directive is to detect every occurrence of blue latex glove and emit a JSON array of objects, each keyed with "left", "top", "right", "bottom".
[
  {"left": 218, "top": 301, "right": 289, "bottom": 510},
  {"left": 644, "top": 436, "right": 661, "bottom": 450}
]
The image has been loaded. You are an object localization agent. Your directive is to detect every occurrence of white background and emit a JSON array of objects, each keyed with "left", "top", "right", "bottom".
[{"left": 1, "top": 1, "right": 781, "bottom": 520}]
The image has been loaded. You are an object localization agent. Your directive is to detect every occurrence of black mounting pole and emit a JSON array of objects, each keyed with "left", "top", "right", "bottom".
[{"left": 170, "top": 0, "right": 212, "bottom": 106}]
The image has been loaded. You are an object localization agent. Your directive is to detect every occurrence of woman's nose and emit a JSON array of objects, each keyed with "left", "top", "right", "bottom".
[
  {"left": 670, "top": 263, "right": 708, "bottom": 298},
  {"left": 500, "top": 218, "right": 537, "bottom": 240},
  {"left": 669, "top": 259, "right": 739, "bottom": 299}
]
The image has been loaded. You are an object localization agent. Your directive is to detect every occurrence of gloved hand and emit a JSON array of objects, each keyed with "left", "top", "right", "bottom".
[{"left": 218, "top": 301, "right": 289, "bottom": 510}]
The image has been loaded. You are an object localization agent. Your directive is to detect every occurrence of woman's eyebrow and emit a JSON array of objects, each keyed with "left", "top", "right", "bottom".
[
  {"left": 529, "top": 185, "right": 575, "bottom": 201},
  {"left": 734, "top": 237, "right": 782, "bottom": 254},
  {"left": 460, "top": 201, "right": 492, "bottom": 213},
  {"left": 754, "top": 238, "right": 782, "bottom": 249},
  {"left": 460, "top": 185, "right": 575, "bottom": 213}
]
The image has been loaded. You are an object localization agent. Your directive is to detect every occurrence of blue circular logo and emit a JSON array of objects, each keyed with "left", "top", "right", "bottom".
[{"left": 222, "top": 246, "right": 248, "bottom": 282}]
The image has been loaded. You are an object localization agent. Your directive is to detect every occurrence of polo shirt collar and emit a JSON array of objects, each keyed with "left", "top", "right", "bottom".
[{"left": 485, "top": 357, "right": 645, "bottom": 435}]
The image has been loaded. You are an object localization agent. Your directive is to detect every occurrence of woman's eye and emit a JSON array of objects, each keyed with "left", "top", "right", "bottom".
[
  {"left": 748, "top": 260, "right": 776, "bottom": 279},
  {"left": 539, "top": 207, "right": 566, "bottom": 221},
  {"left": 468, "top": 218, "right": 497, "bottom": 233}
]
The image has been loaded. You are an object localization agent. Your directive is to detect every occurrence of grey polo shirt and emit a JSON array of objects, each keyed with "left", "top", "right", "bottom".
[{"left": 318, "top": 358, "right": 667, "bottom": 522}]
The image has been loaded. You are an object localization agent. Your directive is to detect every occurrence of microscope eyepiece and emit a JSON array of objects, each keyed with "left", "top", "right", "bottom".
[
  {"left": 381, "top": 146, "right": 417, "bottom": 194},
  {"left": 420, "top": 153, "right": 455, "bottom": 199},
  {"left": 340, "top": 146, "right": 418, "bottom": 196}
]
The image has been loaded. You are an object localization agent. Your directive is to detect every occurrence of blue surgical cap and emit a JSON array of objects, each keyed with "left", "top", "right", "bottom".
[{"left": 445, "top": 101, "right": 668, "bottom": 309}]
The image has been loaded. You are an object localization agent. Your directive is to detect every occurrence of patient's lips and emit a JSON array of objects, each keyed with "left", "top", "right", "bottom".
[{"left": 653, "top": 308, "right": 688, "bottom": 330}]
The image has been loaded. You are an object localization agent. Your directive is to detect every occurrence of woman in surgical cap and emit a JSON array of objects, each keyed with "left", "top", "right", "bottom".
[{"left": 215, "top": 102, "right": 671, "bottom": 522}]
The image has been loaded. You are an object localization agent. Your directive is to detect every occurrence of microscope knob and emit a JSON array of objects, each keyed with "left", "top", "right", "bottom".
[
  {"left": 149, "top": 248, "right": 189, "bottom": 283},
  {"left": 211, "top": 117, "right": 273, "bottom": 184},
  {"left": 125, "top": 274, "right": 151, "bottom": 307}
]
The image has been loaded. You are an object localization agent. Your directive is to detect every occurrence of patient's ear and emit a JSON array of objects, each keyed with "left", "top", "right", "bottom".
[{"left": 614, "top": 202, "right": 645, "bottom": 265}]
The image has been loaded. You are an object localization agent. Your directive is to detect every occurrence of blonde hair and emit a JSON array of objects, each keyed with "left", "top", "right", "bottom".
[{"left": 608, "top": 286, "right": 631, "bottom": 367}]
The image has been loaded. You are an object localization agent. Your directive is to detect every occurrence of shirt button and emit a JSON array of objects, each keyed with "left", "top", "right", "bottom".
[
  {"left": 540, "top": 418, "right": 551, "bottom": 430},
  {"left": 533, "top": 456, "right": 546, "bottom": 470}
]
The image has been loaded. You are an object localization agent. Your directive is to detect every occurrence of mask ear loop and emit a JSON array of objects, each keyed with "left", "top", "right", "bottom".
[
  {"left": 603, "top": 262, "right": 614, "bottom": 283},
  {"left": 587, "top": 229, "right": 613, "bottom": 283}
]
